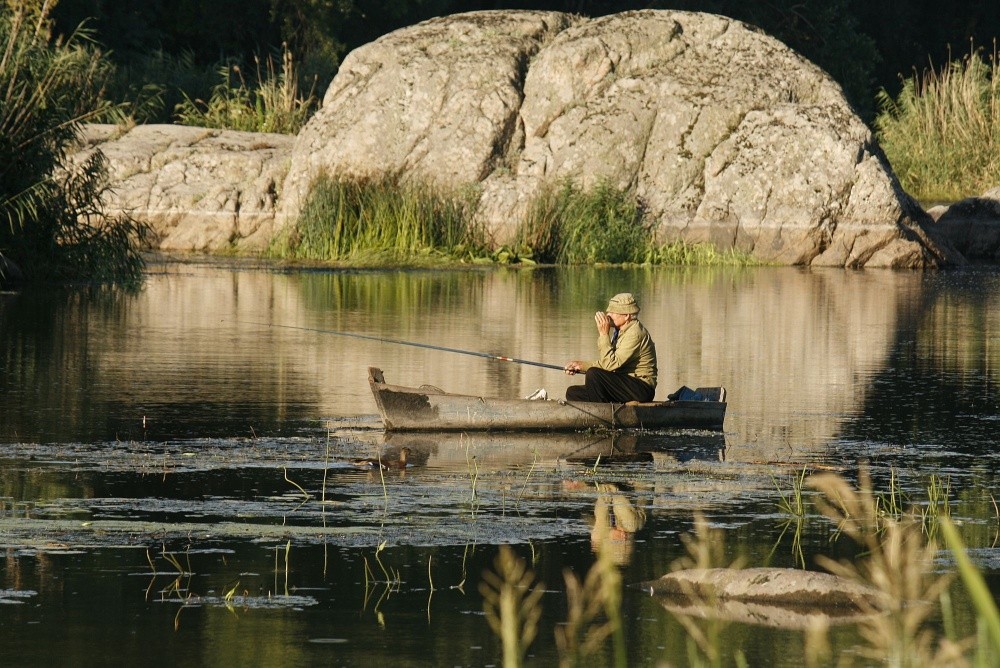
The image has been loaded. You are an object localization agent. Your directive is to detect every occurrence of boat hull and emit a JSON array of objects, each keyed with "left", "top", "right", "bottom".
[{"left": 369, "top": 367, "right": 726, "bottom": 432}]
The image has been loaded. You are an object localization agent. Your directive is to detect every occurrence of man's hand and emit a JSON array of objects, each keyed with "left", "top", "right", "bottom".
[
  {"left": 564, "top": 361, "right": 583, "bottom": 375},
  {"left": 594, "top": 311, "right": 612, "bottom": 336}
]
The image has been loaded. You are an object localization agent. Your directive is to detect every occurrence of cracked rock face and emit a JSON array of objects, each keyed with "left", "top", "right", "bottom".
[
  {"left": 81, "top": 124, "right": 292, "bottom": 251},
  {"left": 281, "top": 9, "right": 962, "bottom": 268}
]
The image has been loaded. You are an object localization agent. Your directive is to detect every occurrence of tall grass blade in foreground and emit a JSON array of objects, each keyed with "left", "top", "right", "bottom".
[
  {"left": 479, "top": 545, "right": 544, "bottom": 668},
  {"left": 808, "top": 470, "right": 966, "bottom": 664}
]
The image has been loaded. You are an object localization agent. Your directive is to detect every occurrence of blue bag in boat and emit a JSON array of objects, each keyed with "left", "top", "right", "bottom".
[{"left": 667, "top": 386, "right": 705, "bottom": 401}]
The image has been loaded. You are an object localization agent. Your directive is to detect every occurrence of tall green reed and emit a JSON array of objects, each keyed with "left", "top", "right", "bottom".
[
  {"left": 515, "top": 181, "right": 649, "bottom": 265},
  {"left": 273, "top": 173, "right": 485, "bottom": 265}
]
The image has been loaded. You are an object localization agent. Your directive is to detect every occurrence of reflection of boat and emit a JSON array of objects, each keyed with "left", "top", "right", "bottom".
[
  {"left": 380, "top": 430, "right": 727, "bottom": 469},
  {"left": 368, "top": 367, "right": 727, "bottom": 432}
]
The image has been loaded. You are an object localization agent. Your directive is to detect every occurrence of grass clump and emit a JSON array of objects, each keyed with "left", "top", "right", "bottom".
[
  {"left": 0, "top": 3, "right": 146, "bottom": 286},
  {"left": 515, "top": 181, "right": 649, "bottom": 265},
  {"left": 272, "top": 174, "right": 485, "bottom": 265},
  {"left": 875, "top": 44, "right": 1000, "bottom": 202},
  {"left": 278, "top": 176, "right": 760, "bottom": 268},
  {"left": 514, "top": 181, "right": 760, "bottom": 267},
  {"left": 175, "top": 43, "right": 316, "bottom": 135}
]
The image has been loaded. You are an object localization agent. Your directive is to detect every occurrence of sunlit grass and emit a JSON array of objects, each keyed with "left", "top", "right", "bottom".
[
  {"left": 175, "top": 43, "right": 316, "bottom": 134},
  {"left": 269, "top": 173, "right": 484, "bottom": 265},
  {"left": 875, "top": 43, "right": 1000, "bottom": 202}
]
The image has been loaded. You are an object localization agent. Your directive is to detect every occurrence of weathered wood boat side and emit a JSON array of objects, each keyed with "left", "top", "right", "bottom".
[{"left": 368, "top": 367, "right": 727, "bottom": 432}]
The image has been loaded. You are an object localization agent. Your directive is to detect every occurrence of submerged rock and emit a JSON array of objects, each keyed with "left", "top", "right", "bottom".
[{"left": 927, "top": 188, "right": 1000, "bottom": 261}]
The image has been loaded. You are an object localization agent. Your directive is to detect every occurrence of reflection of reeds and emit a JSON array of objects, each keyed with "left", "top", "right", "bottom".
[
  {"left": 480, "top": 546, "right": 544, "bottom": 668},
  {"left": 669, "top": 512, "right": 742, "bottom": 666},
  {"left": 773, "top": 468, "right": 808, "bottom": 568}
]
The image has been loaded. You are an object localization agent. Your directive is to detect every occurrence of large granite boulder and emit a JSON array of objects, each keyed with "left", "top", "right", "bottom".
[
  {"left": 81, "top": 10, "right": 962, "bottom": 267},
  {"left": 280, "top": 9, "right": 962, "bottom": 268}
]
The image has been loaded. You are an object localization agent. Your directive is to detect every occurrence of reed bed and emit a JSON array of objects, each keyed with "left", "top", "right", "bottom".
[
  {"left": 271, "top": 174, "right": 484, "bottom": 265},
  {"left": 478, "top": 470, "right": 999, "bottom": 666},
  {"left": 876, "top": 44, "right": 1000, "bottom": 202},
  {"left": 278, "top": 175, "right": 760, "bottom": 268}
]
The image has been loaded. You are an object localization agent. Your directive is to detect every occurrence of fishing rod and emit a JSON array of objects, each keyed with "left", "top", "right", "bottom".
[{"left": 246, "top": 322, "right": 566, "bottom": 371}]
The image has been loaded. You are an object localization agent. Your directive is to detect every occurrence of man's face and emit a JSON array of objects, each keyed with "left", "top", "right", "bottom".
[{"left": 608, "top": 312, "right": 630, "bottom": 328}]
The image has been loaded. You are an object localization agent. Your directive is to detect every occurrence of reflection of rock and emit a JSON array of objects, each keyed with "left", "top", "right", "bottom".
[
  {"left": 640, "top": 567, "right": 889, "bottom": 628},
  {"left": 652, "top": 595, "right": 879, "bottom": 630},
  {"left": 648, "top": 268, "right": 918, "bottom": 460}
]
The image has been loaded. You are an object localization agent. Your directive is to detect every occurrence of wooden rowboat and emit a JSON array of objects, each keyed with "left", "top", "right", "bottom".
[{"left": 368, "top": 367, "right": 727, "bottom": 432}]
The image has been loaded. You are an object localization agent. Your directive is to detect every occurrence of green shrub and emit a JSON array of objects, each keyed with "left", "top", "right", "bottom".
[
  {"left": 0, "top": 5, "right": 146, "bottom": 286},
  {"left": 875, "top": 47, "right": 1000, "bottom": 202}
]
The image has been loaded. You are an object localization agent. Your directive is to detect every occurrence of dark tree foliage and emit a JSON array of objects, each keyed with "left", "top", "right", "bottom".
[{"left": 49, "top": 0, "right": 1000, "bottom": 119}]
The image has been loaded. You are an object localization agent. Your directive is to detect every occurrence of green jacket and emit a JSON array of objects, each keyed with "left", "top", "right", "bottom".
[{"left": 581, "top": 319, "right": 657, "bottom": 389}]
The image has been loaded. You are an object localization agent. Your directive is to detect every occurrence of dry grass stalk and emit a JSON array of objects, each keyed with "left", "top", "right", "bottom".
[
  {"left": 555, "top": 526, "right": 626, "bottom": 668},
  {"left": 480, "top": 545, "right": 544, "bottom": 668},
  {"left": 808, "top": 470, "right": 966, "bottom": 665}
]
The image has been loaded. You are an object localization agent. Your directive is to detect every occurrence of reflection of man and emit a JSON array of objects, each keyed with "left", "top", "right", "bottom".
[{"left": 590, "top": 483, "right": 647, "bottom": 565}]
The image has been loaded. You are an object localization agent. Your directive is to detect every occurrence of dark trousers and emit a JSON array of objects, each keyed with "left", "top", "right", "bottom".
[{"left": 565, "top": 367, "right": 655, "bottom": 403}]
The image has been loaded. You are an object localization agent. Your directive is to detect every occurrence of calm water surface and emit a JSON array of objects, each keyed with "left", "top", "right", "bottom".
[{"left": 1, "top": 259, "right": 999, "bottom": 666}]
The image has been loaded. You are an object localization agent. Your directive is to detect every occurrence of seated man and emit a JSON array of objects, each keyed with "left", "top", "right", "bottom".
[{"left": 564, "top": 292, "right": 657, "bottom": 403}]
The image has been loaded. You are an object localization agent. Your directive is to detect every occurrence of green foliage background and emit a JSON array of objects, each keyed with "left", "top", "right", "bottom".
[{"left": 48, "top": 0, "right": 1000, "bottom": 124}]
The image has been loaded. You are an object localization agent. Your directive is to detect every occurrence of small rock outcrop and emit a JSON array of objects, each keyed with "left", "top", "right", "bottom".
[
  {"left": 641, "top": 567, "right": 889, "bottom": 628},
  {"left": 81, "top": 124, "right": 292, "bottom": 251},
  {"left": 280, "top": 9, "right": 961, "bottom": 268},
  {"left": 927, "top": 188, "right": 1000, "bottom": 261}
]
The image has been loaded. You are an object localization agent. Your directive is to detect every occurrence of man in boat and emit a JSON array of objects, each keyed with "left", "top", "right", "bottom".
[{"left": 564, "top": 292, "right": 657, "bottom": 403}]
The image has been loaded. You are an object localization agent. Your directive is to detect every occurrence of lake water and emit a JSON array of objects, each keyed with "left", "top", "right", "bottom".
[{"left": 1, "top": 258, "right": 999, "bottom": 666}]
